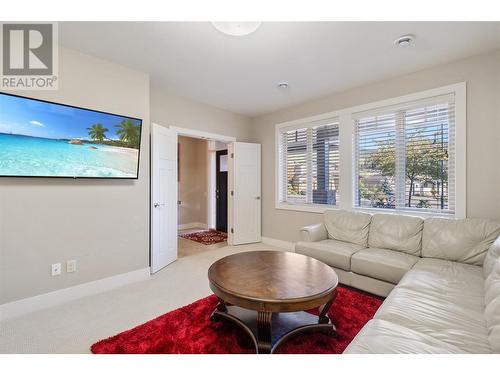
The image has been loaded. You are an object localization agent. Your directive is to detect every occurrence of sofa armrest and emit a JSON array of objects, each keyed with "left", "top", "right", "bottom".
[{"left": 299, "top": 223, "right": 328, "bottom": 242}]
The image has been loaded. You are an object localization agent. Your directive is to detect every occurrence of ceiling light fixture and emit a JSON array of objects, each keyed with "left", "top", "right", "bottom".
[
  {"left": 394, "top": 34, "right": 415, "bottom": 47},
  {"left": 212, "top": 22, "right": 261, "bottom": 36},
  {"left": 277, "top": 82, "right": 289, "bottom": 89}
]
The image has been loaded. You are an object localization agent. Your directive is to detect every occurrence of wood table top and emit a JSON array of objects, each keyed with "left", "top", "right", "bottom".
[{"left": 208, "top": 251, "right": 338, "bottom": 312}]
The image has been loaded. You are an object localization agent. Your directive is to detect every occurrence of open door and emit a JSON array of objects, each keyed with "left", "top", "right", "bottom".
[
  {"left": 228, "top": 142, "right": 261, "bottom": 245},
  {"left": 151, "top": 123, "right": 178, "bottom": 273}
]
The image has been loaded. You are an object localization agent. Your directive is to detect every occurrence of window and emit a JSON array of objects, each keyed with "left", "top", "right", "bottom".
[
  {"left": 274, "top": 83, "right": 465, "bottom": 217},
  {"left": 277, "top": 118, "right": 340, "bottom": 207},
  {"left": 354, "top": 94, "right": 456, "bottom": 214}
]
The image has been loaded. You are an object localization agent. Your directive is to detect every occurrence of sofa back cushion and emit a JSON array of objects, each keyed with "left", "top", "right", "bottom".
[
  {"left": 485, "top": 260, "right": 500, "bottom": 353},
  {"left": 324, "top": 210, "right": 372, "bottom": 246},
  {"left": 422, "top": 218, "right": 500, "bottom": 266},
  {"left": 485, "top": 259, "right": 500, "bottom": 306},
  {"left": 484, "top": 236, "right": 500, "bottom": 278},
  {"left": 368, "top": 214, "right": 423, "bottom": 255}
]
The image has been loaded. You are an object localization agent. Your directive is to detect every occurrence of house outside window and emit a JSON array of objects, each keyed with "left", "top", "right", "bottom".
[{"left": 277, "top": 118, "right": 340, "bottom": 209}]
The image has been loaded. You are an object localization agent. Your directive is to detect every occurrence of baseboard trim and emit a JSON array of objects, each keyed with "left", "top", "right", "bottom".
[
  {"left": 261, "top": 236, "right": 295, "bottom": 251},
  {"left": 0, "top": 267, "right": 151, "bottom": 321},
  {"left": 178, "top": 222, "right": 207, "bottom": 230}
]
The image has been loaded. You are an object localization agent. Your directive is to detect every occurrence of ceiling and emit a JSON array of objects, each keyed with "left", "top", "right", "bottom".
[{"left": 59, "top": 22, "right": 500, "bottom": 117}]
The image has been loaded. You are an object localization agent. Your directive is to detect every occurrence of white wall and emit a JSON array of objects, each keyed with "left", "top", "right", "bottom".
[
  {"left": 0, "top": 47, "right": 150, "bottom": 304},
  {"left": 252, "top": 50, "right": 500, "bottom": 243},
  {"left": 151, "top": 88, "right": 253, "bottom": 141}
]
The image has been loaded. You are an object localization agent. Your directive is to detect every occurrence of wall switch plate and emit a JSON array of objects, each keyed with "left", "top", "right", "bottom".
[
  {"left": 51, "top": 263, "right": 61, "bottom": 276},
  {"left": 66, "top": 260, "right": 76, "bottom": 273}
]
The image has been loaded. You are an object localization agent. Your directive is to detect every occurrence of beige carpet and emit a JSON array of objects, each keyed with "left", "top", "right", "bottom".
[{"left": 0, "top": 240, "right": 283, "bottom": 353}]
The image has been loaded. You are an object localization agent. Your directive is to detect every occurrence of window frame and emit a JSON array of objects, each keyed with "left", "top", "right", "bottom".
[
  {"left": 275, "top": 117, "right": 341, "bottom": 212},
  {"left": 274, "top": 82, "right": 466, "bottom": 218}
]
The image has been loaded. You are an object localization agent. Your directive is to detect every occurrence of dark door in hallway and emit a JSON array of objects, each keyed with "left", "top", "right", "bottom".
[{"left": 216, "top": 150, "right": 228, "bottom": 233}]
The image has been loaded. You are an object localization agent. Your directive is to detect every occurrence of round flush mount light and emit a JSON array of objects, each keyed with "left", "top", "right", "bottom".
[
  {"left": 394, "top": 34, "right": 415, "bottom": 47},
  {"left": 277, "top": 82, "right": 289, "bottom": 89},
  {"left": 212, "top": 22, "right": 261, "bottom": 36}
]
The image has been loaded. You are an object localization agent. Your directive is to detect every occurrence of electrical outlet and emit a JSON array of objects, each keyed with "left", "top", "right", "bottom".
[
  {"left": 51, "top": 263, "right": 61, "bottom": 276},
  {"left": 66, "top": 260, "right": 76, "bottom": 273}
]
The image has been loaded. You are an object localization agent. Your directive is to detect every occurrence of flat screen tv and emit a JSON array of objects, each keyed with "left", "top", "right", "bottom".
[{"left": 0, "top": 92, "right": 142, "bottom": 178}]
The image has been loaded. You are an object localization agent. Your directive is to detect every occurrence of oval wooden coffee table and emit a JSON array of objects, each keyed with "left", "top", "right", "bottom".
[{"left": 208, "top": 250, "right": 338, "bottom": 354}]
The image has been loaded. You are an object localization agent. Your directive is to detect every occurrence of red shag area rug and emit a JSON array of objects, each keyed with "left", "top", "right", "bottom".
[
  {"left": 179, "top": 230, "right": 227, "bottom": 245},
  {"left": 91, "top": 286, "right": 382, "bottom": 354}
]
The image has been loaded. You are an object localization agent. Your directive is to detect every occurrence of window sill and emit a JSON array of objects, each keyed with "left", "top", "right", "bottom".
[
  {"left": 275, "top": 202, "right": 337, "bottom": 213},
  {"left": 275, "top": 202, "right": 461, "bottom": 219},
  {"left": 352, "top": 206, "right": 460, "bottom": 219}
]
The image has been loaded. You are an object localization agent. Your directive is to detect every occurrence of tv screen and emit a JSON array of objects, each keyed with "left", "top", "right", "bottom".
[{"left": 0, "top": 93, "right": 142, "bottom": 179}]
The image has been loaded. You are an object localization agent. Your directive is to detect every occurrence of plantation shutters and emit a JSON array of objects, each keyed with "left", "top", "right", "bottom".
[
  {"left": 278, "top": 118, "right": 340, "bottom": 206},
  {"left": 353, "top": 93, "right": 455, "bottom": 214}
]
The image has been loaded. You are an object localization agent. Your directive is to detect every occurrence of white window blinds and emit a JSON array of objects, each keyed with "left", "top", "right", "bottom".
[
  {"left": 354, "top": 94, "right": 455, "bottom": 214},
  {"left": 278, "top": 118, "right": 340, "bottom": 206}
]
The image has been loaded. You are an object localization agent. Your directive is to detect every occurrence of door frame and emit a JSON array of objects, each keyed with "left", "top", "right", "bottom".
[{"left": 170, "top": 126, "right": 236, "bottom": 232}]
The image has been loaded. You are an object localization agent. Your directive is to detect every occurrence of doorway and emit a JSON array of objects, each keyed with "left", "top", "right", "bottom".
[
  {"left": 151, "top": 124, "right": 262, "bottom": 273},
  {"left": 176, "top": 136, "right": 230, "bottom": 257}
]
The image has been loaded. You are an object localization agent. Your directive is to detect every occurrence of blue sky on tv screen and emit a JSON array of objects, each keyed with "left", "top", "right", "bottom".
[{"left": 0, "top": 94, "right": 141, "bottom": 140}]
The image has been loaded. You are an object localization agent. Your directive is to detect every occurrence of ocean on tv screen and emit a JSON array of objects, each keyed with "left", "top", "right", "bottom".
[{"left": 0, "top": 94, "right": 142, "bottom": 178}]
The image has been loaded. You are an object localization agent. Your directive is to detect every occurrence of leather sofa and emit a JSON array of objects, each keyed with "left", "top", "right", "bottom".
[{"left": 295, "top": 210, "right": 500, "bottom": 353}]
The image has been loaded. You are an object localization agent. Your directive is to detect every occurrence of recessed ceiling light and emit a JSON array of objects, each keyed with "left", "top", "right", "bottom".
[
  {"left": 394, "top": 34, "right": 415, "bottom": 47},
  {"left": 212, "top": 22, "right": 261, "bottom": 36},
  {"left": 277, "top": 82, "right": 289, "bottom": 89}
]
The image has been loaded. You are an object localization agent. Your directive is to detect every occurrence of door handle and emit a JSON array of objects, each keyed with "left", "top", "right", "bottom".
[
  {"left": 154, "top": 202, "right": 166, "bottom": 208},
  {"left": 255, "top": 196, "right": 261, "bottom": 200}
]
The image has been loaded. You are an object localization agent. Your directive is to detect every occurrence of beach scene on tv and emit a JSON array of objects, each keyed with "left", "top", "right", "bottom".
[{"left": 0, "top": 94, "right": 142, "bottom": 178}]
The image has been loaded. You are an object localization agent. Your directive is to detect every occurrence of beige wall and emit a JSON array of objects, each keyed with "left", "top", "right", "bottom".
[
  {"left": 0, "top": 48, "right": 151, "bottom": 304},
  {"left": 1, "top": 50, "right": 255, "bottom": 305},
  {"left": 252, "top": 50, "right": 500, "bottom": 243},
  {"left": 178, "top": 136, "right": 208, "bottom": 226},
  {"left": 151, "top": 88, "right": 253, "bottom": 141}
]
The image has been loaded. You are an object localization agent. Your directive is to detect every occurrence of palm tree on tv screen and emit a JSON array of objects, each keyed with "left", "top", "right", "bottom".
[
  {"left": 115, "top": 119, "right": 140, "bottom": 148},
  {"left": 87, "top": 123, "right": 109, "bottom": 143}
]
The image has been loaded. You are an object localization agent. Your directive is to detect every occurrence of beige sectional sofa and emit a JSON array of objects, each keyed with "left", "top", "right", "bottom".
[{"left": 295, "top": 210, "right": 500, "bottom": 353}]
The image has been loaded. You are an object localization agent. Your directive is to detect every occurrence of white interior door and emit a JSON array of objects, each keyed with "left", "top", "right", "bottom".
[
  {"left": 228, "top": 142, "right": 261, "bottom": 245},
  {"left": 151, "top": 123, "right": 178, "bottom": 273}
]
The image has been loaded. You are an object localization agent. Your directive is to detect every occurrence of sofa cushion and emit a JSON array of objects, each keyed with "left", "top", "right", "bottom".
[
  {"left": 374, "top": 287, "right": 491, "bottom": 353},
  {"left": 344, "top": 319, "right": 466, "bottom": 354},
  {"left": 484, "top": 236, "right": 500, "bottom": 278},
  {"left": 368, "top": 214, "right": 423, "bottom": 255},
  {"left": 324, "top": 210, "right": 372, "bottom": 246},
  {"left": 409, "top": 258, "right": 484, "bottom": 295},
  {"left": 295, "top": 239, "right": 364, "bottom": 271},
  {"left": 351, "top": 248, "right": 419, "bottom": 284},
  {"left": 422, "top": 218, "right": 500, "bottom": 266},
  {"left": 398, "top": 260, "right": 485, "bottom": 309}
]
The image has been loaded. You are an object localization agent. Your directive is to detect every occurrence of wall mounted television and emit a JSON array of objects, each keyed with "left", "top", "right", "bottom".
[{"left": 0, "top": 92, "right": 142, "bottom": 179}]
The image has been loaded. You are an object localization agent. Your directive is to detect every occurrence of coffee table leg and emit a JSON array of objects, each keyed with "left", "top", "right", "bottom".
[
  {"left": 318, "top": 291, "right": 337, "bottom": 336},
  {"left": 257, "top": 311, "right": 272, "bottom": 354},
  {"left": 216, "top": 298, "right": 227, "bottom": 312}
]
